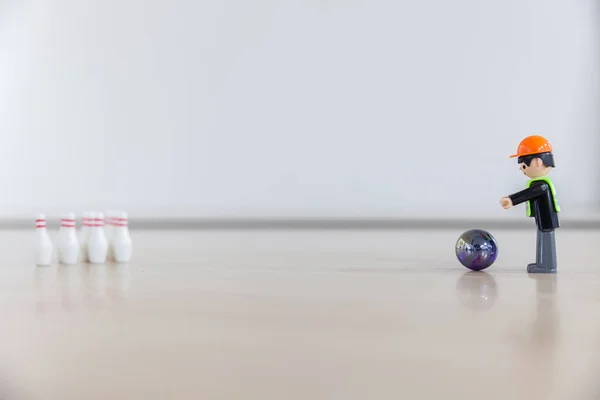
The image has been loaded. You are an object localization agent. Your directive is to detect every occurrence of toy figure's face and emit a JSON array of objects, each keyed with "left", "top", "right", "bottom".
[{"left": 519, "top": 157, "right": 551, "bottom": 178}]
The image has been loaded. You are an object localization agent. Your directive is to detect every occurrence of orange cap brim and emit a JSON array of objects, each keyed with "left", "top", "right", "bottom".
[{"left": 509, "top": 150, "right": 543, "bottom": 159}]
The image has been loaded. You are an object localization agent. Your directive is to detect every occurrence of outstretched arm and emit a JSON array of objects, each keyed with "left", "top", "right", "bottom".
[{"left": 508, "top": 183, "right": 548, "bottom": 206}]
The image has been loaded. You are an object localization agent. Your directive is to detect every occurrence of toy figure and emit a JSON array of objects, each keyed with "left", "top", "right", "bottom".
[{"left": 499, "top": 135, "right": 560, "bottom": 273}]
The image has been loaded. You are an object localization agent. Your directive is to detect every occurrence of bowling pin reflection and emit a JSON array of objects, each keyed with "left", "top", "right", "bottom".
[
  {"left": 34, "top": 266, "right": 52, "bottom": 314},
  {"left": 106, "top": 263, "right": 131, "bottom": 306},
  {"left": 81, "top": 264, "right": 107, "bottom": 310},
  {"left": 33, "top": 263, "right": 132, "bottom": 314},
  {"left": 82, "top": 263, "right": 131, "bottom": 310},
  {"left": 455, "top": 271, "right": 498, "bottom": 311},
  {"left": 57, "top": 264, "right": 79, "bottom": 312}
]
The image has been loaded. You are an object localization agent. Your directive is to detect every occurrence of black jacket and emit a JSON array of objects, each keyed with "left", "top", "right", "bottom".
[{"left": 508, "top": 180, "right": 560, "bottom": 231}]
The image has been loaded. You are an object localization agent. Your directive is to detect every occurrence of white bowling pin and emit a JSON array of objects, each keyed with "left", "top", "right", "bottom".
[
  {"left": 34, "top": 214, "right": 53, "bottom": 266},
  {"left": 87, "top": 212, "right": 108, "bottom": 264},
  {"left": 56, "top": 213, "right": 79, "bottom": 265},
  {"left": 78, "top": 212, "right": 92, "bottom": 262},
  {"left": 111, "top": 211, "right": 132, "bottom": 263},
  {"left": 105, "top": 210, "right": 117, "bottom": 261}
]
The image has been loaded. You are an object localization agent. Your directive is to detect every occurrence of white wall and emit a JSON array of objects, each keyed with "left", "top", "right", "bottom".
[{"left": 0, "top": 0, "right": 598, "bottom": 219}]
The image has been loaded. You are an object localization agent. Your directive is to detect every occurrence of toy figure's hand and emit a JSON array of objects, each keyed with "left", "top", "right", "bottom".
[{"left": 499, "top": 197, "right": 513, "bottom": 209}]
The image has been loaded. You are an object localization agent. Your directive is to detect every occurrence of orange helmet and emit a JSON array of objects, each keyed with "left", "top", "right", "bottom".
[{"left": 509, "top": 135, "right": 553, "bottom": 158}]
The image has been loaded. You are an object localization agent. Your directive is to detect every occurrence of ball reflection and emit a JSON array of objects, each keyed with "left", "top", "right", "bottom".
[{"left": 456, "top": 271, "right": 498, "bottom": 311}]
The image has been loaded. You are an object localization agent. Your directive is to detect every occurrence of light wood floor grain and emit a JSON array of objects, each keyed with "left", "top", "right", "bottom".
[{"left": 1, "top": 229, "right": 600, "bottom": 399}]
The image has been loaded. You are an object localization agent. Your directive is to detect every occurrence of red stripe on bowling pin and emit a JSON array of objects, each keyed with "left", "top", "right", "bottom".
[
  {"left": 112, "top": 217, "right": 128, "bottom": 227},
  {"left": 90, "top": 218, "right": 104, "bottom": 227}
]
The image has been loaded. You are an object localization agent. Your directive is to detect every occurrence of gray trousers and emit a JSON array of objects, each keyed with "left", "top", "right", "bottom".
[{"left": 534, "top": 230, "right": 557, "bottom": 272}]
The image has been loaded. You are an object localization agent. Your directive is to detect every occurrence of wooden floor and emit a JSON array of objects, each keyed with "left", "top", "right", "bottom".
[{"left": 1, "top": 229, "right": 600, "bottom": 399}]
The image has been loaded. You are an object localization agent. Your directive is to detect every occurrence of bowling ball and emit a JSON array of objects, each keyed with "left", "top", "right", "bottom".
[{"left": 455, "top": 229, "right": 498, "bottom": 271}]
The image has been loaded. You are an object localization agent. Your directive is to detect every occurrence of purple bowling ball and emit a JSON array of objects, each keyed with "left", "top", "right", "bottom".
[{"left": 455, "top": 229, "right": 498, "bottom": 271}]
